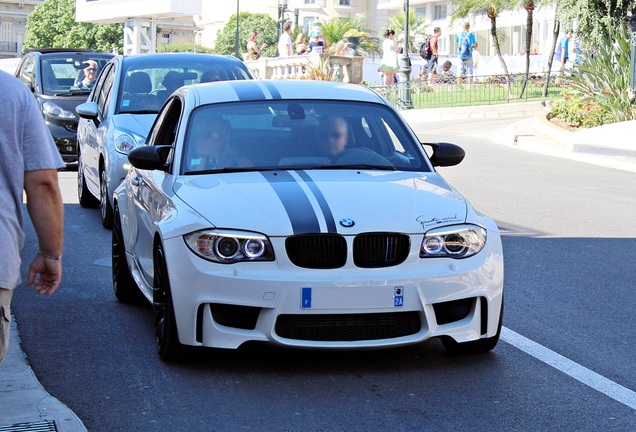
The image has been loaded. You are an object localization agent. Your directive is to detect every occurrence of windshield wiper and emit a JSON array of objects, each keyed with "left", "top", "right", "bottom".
[
  {"left": 121, "top": 110, "right": 158, "bottom": 115},
  {"left": 184, "top": 167, "right": 279, "bottom": 175},
  {"left": 315, "top": 164, "right": 397, "bottom": 171}
]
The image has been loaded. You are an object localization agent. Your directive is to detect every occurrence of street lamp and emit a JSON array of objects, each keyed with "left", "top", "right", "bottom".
[
  {"left": 629, "top": 15, "right": 636, "bottom": 91},
  {"left": 277, "top": 0, "right": 289, "bottom": 40},
  {"left": 399, "top": 0, "right": 413, "bottom": 109},
  {"left": 234, "top": 0, "right": 240, "bottom": 58}
]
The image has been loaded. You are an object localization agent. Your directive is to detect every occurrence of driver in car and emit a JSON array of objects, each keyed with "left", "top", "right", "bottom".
[
  {"left": 316, "top": 116, "right": 349, "bottom": 159},
  {"left": 77, "top": 60, "right": 98, "bottom": 89}
]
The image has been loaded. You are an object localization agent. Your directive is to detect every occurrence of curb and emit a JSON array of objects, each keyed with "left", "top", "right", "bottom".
[
  {"left": 399, "top": 100, "right": 550, "bottom": 123},
  {"left": 0, "top": 319, "right": 87, "bottom": 432}
]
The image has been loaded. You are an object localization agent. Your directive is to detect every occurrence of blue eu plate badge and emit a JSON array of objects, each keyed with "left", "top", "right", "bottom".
[
  {"left": 301, "top": 287, "right": 312, "bottom": 309},
  {"left": 394, "top": 286, "right": 404, "bottom": 307}
]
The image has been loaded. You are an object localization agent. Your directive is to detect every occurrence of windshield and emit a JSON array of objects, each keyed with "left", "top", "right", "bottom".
[
  {"left": 117, "top": 61, "right": 252, "bottom": 114},
  {"left": 40, "top": 54, "right": 112, "bottom": 96},
  {"left": 181, "top": 100, "right": 430, "bottom": 174}
]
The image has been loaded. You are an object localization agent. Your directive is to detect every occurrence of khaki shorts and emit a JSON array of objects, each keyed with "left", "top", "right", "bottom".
[{"left": 0, "top": 288, "right": 12, "bottom": 364}]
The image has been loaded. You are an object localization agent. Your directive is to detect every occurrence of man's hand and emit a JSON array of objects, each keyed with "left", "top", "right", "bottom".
[{"left": 27, "top": 253, "right": 62, "bottom": 296}]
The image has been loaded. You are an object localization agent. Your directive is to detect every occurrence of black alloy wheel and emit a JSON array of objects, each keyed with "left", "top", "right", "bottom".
[
  {"left": 153, "top": 244, "right": 182, "bottom": 361},
  {"left": 100, "top": 168, "right": 114, "bottom": 229},
  {"left": 112, "top": 205, "right": 141, "bottom": 303},
  {"left": 77, "top": 150, "right": 98, "bottom": 208}
]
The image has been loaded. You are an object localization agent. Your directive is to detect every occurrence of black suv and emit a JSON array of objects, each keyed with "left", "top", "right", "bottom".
[{"left": 15, "top": 49, "right": 113, "bottom": 163}]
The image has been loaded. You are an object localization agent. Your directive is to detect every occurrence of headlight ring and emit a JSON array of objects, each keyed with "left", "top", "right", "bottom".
[{"left": 420, "top": 225, "right": 486, "bottom": 259}]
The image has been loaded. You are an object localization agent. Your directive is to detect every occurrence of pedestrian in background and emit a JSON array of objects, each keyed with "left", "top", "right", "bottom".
[
  {"left": 295, "top": 33, "right": 308, "bottom": 55},
  {"left": 379, "top": 29, "right": 399, "bottom": 86},
  {"left": 246, "top": 31, "right": 266, "bottom": 60},
  {"left": 472, "top": 42, "right": 481, "bottom": 80},
  {"left": 0, "top": 71, "right": 64, "bottom": 364},
  {"left": 456, "top": 22, "right": 476, "bottom": 84},
  {"left": 555, "top": 29, "right": 573, "bottom": 83},
  {"left": 427, "top": 27, "right": 441, "bottom": 86},
  {"left": 277, "top": 22, "right": 293, "bottom": 58}
]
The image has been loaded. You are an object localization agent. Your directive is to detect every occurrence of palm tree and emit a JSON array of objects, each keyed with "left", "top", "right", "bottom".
[
  {"left": 543, "top": 4, "right": 560, "bottom": 97},
  {"left": 452, "top": 0, "right": 513, "bottom": 93},
  {"left": 516, "top": 0, "right": 536, "bottom": 98},
  {"left": 386, "top": 10, "right": 429, "bottom": 54},
  {"left": 317, "top": 14, "right": 380, "bottom": 57}
]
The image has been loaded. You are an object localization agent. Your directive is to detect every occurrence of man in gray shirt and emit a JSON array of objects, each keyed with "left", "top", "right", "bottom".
[{"left": 0, "top": 70, "right": 65, "bottom": 364}]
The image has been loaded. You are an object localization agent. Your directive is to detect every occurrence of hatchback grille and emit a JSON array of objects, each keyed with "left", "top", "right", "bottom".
[
  {"left": 353, "top": 233, "right": 410, "bottom": 268},
  {"left": 286, "top": 234, "right": 347, "bottom": 269},
  {"left": 275, "top": 312, "right": 421, "bottom": 341}
]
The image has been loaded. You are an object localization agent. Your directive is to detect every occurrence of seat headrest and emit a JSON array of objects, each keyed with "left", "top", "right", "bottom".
[
  {"left": 162, "top": 71, "right": 184, "bottom": 91},
  {"left": 126, "top": 72, "right": 152, "bottom": 94}
]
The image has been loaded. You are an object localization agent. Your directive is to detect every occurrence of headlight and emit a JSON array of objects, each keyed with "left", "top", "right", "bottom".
[
  {"left": 42, "top": 101, "right": 76, "bottom": 119},
  {"left": 114, "top": 130, "right": 143, "bottom": 154},
  {"left": 420, "top": 225, "right": 486, "bottom": 259},
  {"left": 184, "top": 230, "right": 275, "bottom": 264}
]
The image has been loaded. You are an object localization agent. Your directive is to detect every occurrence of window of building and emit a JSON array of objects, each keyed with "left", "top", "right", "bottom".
[
  {"left": 338, "top": 0, "right": 351, "bottom": 5},
  {"left": 434, "top": 4, "right": 447, "bottom": 20},
  {"left": 305, "top": 0, "right": 316, "bottom": 4},
  {"left": 415, "top": 6, "right": 427, "bottom": 18},
  {"left": 304, "top": 17, "right": 318, "bottom": 32}
]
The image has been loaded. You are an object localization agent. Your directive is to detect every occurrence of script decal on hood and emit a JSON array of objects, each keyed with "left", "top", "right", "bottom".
[{"left": 416, "top": 214, "right": 463, "bottom": 230}]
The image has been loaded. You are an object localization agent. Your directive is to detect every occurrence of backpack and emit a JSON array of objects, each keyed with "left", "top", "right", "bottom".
[
  {"left": 419, "top": 35, "right": 433, "bottom": 60},
  {"left": 459, "top": 32, "right": 471, "bottom": 59}
]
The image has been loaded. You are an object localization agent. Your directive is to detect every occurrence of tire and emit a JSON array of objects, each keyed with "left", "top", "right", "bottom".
[
  {"left": 441, "top": 298, "right": 504, "bottom": 355},
  {"left": 153, "top": 244, "right": 182, "bottom": 361},
  {"left": 100, "top": 168, "right": 114, "bottom": 229},
  {"left": 112, "top": 206, "right": 141, "bottom": 304},
  {"left": 77, "top": 150, "right": 98, "bottom": 208}
]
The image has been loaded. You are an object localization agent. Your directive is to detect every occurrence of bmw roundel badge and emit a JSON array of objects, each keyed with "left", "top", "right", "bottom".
[{"left": 339, "top": 218, "right": 355, "bottom": 228}]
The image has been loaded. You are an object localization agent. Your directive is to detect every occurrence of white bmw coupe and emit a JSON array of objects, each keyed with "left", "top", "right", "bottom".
[{"left": 113, "top": 80, "right": 504, "bottom": 360}]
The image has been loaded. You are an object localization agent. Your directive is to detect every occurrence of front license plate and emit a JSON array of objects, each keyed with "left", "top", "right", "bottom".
[{"left": 300, "top": 286, "right": 403, "bottom": 310}]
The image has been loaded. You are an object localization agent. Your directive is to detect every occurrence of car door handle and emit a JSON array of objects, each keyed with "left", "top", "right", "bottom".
[{"left": 131, "top": 177, "right": 142, "bottom": 186}]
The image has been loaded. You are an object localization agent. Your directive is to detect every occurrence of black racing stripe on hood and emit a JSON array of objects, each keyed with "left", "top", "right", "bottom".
[
  {"left": 295, "top": 170, "right": 337, "bottom": 233},
  {"left": 231, "top": 81, "right": 267, "bottom": 101},
  {"left": 261, "top": 171, "right": 321, "bottom": 234},
  {"left": 262, "top": 81, "right": 282, "bottom": 99}
]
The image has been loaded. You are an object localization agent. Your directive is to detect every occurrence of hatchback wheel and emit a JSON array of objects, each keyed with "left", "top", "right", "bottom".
[
  {"left": 77, "top": 150, "right": 98, "bottom": 208},
  {"left": 112, "top": 205, "right": 142, "bottom": 303},
  {"left": 153, "top": 244, "right": 182, "bottom": 361},
  {"left": 100, "top": 169, "right": 114, "bottom": 229}
]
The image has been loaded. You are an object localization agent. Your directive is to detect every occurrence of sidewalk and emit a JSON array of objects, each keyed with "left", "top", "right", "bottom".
[
  {"left": 0, "top": 319, "right": 87, "bottom": 432},
  {"left": 401, "top": 101, "right": 636, "bottom": 174}
]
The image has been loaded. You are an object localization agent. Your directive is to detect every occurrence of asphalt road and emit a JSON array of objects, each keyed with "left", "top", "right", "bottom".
[{"left": 13, "top": 116, "right": 636, "bottom": 431}]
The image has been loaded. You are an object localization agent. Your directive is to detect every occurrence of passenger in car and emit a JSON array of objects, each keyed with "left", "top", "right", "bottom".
[{"left": 187, "top": 117, "right": 252, "bottom": 172}]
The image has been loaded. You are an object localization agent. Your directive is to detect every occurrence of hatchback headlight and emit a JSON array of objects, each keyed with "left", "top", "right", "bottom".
[
  {"left": 420, "top": 225, "right": 486, "bottom": 259},
  {"left": 114, "top": 130, "right": 144, "bottom": 154},
  {"left": 42, "top": 101, "right": 76, "bottom": 119},
  {"left": 184, "top": 230, "right": 275, "bottom": 263}
]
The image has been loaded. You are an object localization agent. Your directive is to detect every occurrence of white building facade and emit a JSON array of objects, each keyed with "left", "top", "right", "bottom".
[{"left": 0, "top": 0, "right": 43, "bottom": 58}]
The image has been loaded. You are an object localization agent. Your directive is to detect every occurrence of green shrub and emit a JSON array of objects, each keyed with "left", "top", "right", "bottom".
[
  {"left": 550, "top": 93, "right": 614, "bottom": 128},
  {"left": 553, "top": 22, "right": 636, "bottom": 127}
]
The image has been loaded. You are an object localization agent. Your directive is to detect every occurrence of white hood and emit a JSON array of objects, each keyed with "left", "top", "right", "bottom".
[{"left": 173, "top": 170, "right": 468, "bottom": 236}]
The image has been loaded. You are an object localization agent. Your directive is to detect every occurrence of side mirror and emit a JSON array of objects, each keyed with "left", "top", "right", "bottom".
[
  {"left": 424, "top": 142, "right": 465, "bottom": 167},
  {"left": 76, "top": 102, "right": 99, "bottom": 125},
  {"left": 128, "top": 145, "right": 171, "bottom": 172}
]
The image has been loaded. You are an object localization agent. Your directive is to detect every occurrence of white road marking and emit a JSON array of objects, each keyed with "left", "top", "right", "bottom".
[{"left": 501, "top": 327, "right": 636, "bottom": 411}]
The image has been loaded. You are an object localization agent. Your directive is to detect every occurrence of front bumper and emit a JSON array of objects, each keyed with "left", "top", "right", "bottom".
[
  {"left": 162, "top": 233, "right": 504, "bottom": 350},
  {"left": 47, "top": 122, "right": 78, "bottom": 163}
]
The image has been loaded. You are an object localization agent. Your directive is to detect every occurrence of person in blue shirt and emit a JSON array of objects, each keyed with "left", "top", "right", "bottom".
[
  {"left": 555, "top": 29, "right": 573, "bottom": 84},
  {"left": 455, "top": 22, "right": 476, "bottom": 84}
]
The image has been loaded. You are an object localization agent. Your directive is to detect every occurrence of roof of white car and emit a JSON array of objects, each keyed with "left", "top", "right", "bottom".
[{"left": 186, "top": 80, "right": 388, "bottom": 106}]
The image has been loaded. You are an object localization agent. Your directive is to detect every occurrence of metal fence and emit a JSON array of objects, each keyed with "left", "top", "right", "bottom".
[
  {"left": 369, "top": 73, "right": 563, "bottom": 110},
  {"left": 0, "top": 41, "right": 18, "bottom": 54}
]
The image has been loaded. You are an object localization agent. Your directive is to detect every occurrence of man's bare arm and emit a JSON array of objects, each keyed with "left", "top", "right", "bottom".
[{"left": 24, "top": 169, "right": 64, "bottom": 295}]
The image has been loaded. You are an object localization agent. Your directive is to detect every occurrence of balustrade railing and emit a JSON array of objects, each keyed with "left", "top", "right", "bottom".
[{"left": 245, "top": 53, "right": 363, "bottom": 84}]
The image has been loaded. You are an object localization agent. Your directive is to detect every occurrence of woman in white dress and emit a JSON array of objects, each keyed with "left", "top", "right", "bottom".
[{"left": 379, "top": 29, "right": 398, "bottom": 86}]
